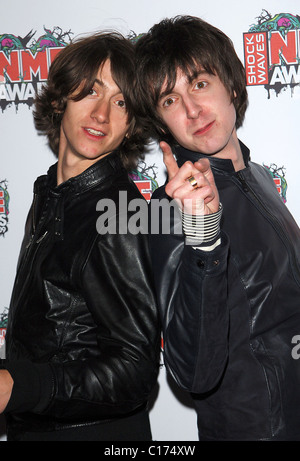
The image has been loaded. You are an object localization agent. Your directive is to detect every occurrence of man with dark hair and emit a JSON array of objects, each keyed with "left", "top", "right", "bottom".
[
  {"left": 135, "top": 16, "right": 300, "bottom": 441},
  {"left": 0, "top": 32, "right": 160, "bottom": 441}
]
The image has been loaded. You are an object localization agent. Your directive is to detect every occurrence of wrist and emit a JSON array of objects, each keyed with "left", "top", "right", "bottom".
[{"left": 181, "top": 203, "right": 223, "bottom": 247}]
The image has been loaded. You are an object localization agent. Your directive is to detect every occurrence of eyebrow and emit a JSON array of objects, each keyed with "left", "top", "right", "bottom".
[
  {"left": 92, "top": 78, "right": 123, "bottom": 96},
  {"left": 187, "top": 69, "right": 212, "bottom": 82},
  {"left": 93, "top": 78, "right": 106, "bottom": 88},
  {"left": 158, "top": 89, "right": 173, "bottom": 102},
  {"left": 158, "top": 69, "right": 212, "bottom": 101}
]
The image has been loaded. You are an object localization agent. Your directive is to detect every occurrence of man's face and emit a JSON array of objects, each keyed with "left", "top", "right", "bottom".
[
  {"left": 59, "top": 59, "right": 129, "bottom": 165},
  {"left": 157, "top": 68, "right": 238, "bottom": 157}
]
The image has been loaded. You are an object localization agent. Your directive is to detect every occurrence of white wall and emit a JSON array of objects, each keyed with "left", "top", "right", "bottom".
[{"left": 0, "top": 0, "right": 299, "bottom": 441}]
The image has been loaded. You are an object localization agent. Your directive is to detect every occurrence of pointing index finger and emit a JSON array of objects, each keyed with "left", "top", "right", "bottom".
[{"left": 160, "top": 141, "right": 179, "bottom": 181}]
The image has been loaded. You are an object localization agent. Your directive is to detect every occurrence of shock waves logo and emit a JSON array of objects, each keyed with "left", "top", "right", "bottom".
[
  {"left": 0, "top": 26, "right": 72, "bottom": 111},
  {"left": 244, "top": 10, "right": 300, "bottom": 97},
  {"left": 0, "top": 180, "right": 9, "bottom": 236}
]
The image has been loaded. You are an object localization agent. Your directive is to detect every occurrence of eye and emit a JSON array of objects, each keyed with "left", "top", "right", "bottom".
[
  {"left": 115, "top": 99, "right": 126, "bottom": 109},
  {"left": 162, "top": 97, "right": 176, "bottom": 108},
  {"left": 88, "top": 88, "right": 97, "bottom": 96},
  {"left": 194, "top": 81, "right": 207, "bottom": 90}
]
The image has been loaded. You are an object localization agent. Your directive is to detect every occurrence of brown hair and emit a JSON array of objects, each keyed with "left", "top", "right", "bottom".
[
  {"left": 34, "top": 31, "right": 146, "bottom": 170},
  {"left": 135, "top": 16, "right": 248, "bottom": 145}
]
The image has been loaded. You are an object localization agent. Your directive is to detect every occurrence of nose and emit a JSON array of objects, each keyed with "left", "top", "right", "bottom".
[
  {"left": 91, "top": 99, "right": 110, "bottom": 123},
  {"left": 183, "top": 95, "right": 201, "bottom": 119}
]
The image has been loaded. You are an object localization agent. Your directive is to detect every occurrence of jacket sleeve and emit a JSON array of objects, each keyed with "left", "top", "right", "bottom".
[{"left": 149, "top": 193, "right": 230, "bottom": 394}]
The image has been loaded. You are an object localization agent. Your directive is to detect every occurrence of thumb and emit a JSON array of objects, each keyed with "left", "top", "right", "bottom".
[
  {"left": 194, "top": 158, "right": 211, "bottom": 174},
  {"left": 160, "top": 141, "right": 179, "bottom": 181},
  {"left": 194, "top": 158, "right": 216, "bottom": 185},
  {"left": 194, "top": 158, "right": 220, "bottom": 212}
]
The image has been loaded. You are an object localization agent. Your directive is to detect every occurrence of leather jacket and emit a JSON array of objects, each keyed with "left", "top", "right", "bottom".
[
  {"left": 150, "top": 142, "right": 300, "bottom": 441},
  {"left": 4, "top": 151, "right": 160, "bottom": 438}
]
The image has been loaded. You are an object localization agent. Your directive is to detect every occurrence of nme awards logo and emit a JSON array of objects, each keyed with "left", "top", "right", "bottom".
[
  {"left": 0, "top": 26, "right": 72, "bottom": 111},
  {"left": 0, "top": 180, "right": 9, "bottom": 236},
  {"left": 244, "top": 10, "right": 300, "bottom": 97}
]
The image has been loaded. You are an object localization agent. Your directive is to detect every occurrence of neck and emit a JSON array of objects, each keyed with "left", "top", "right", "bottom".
[
  {"left": 57, "top": 146, "right": 107, "bottom": 186},
  {"left": 211, "top": 130, "right": 245, "bottom": 172},
  {"left": 178, "top": 131, "right": 246, "bottom": 172},
  {"left": 56, "top": 154, "right": 91, "bottom": 186},
  {"left": 222, "top": 147, "right": 245, "bottom": 172}
]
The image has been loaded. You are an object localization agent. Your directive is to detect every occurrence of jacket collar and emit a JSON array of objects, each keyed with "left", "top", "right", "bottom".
[
  {"left": 34, "top": 150, "right": 125, "bottom": 195},
  {"left": 174, "top": 140, "right": 250, "bottom": 173}
]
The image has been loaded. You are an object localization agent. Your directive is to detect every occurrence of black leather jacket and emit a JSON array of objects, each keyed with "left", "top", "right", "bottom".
[
  {"left": 4, "top": 151, "right": 160, "bottom": 437},
  {"left": 150, "top": 142, "right": 300, "bottom": 441}
]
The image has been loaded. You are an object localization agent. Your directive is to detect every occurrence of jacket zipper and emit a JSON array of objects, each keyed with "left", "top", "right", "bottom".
[
  {"left": 235, "top": 170, "right": 300, "bottom": 285},
  {"left": 25, "top": 194, "right": 37, "bottom": 251},
  {"left": 236, "top": 171, "right": 249, "bottom": 192},
  {"left": 32, "top": 192, "right": 37, "bottom": 234}
]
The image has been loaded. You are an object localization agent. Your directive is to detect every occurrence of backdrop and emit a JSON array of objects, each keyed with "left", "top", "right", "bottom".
[{"left": 0, "top": 0, "right": 299, "bottom": 441}]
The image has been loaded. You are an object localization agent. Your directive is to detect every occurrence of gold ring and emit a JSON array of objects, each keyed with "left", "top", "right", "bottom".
[{"left": 187, "top": 176, "right": 198, "bottom": 189}]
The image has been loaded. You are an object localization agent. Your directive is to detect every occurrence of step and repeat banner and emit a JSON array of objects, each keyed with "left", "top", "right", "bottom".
[{"left": 0, "top": 0, "right": 299, "bottom": 441}]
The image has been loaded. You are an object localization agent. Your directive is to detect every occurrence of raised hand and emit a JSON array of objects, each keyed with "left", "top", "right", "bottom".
[{"left": 160, "top": 141, "right": 220, "bottom": 216}]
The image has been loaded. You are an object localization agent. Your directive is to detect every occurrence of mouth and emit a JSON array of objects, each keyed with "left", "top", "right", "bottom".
[
  {"left": 193, "top": 121, "right": 215, "bottom": 136},
  {"left": 84, "top": 127, "right": 106, "bottom": 138}
]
